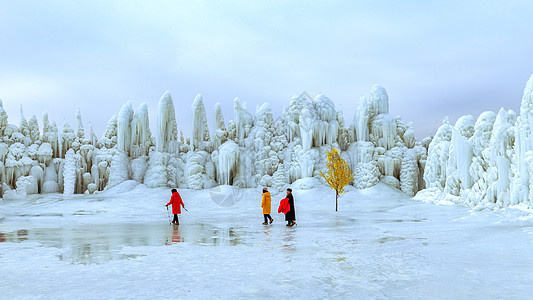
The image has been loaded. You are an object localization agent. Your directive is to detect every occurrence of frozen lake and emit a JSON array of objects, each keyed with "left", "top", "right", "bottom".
[{"left": 1, "top": 182, "right": 533, "bottom": 299}]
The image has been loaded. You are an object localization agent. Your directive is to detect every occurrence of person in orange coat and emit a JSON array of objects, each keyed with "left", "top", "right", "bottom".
[
  {"left": 261, "top": 187, "right": 273, "bottom": 225},
  {"left": 165, "top": 188, "right": 185, "bottom": 224}
]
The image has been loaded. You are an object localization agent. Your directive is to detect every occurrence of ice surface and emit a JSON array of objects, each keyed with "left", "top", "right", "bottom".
[{"left": 2, "top": 184, "right": 533, "bottom": 299}]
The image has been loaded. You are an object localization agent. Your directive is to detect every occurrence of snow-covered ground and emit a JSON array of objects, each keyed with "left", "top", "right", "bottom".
[{"left": 1, "top": 181, "right": 533, "bottom": 299}]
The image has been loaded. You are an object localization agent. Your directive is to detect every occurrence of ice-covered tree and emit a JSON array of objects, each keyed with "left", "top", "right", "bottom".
[
  {"left": 233, "top": 98, "right": 253, "bottom": 146},
  {"left": 63, "top": 149, "right": 80, "bottom": 195},
  {"left": 28, "top": 115, "right": 40, "bottom": 142},
  {"left": 0, "top": 100, "right": 8, "bottom": 136},
  {"left": 213, "top": 103, "right": 228, "bottom": 149},
  {"left": 76, "top": 109, "right": 85, "bottom": 140},
  {"left": 42, "top": 112, "right": 52, "bottom": 136},
  {"left": 88, "top": 122, "right": 98, "bottom": 146},
  {"left": 272, "top": 163, "right": 286, "bottom": 191},
  {"left": 19, "top": 106, "right": 30, "bottom": 137},
  {"left": 400, "top": 149, "right": 419, "bottom": 196},
  {"left": 337, "top": 111, "right": 350, "bottom": 151},
  {"left": 107, "top": 151, "right": 130, "bottom": 189},
  {"left": 99, "top": 115, "right": 118, "bottom": 149},
  {"left": 62, "top": 121, "right": 76, "bottom": 158}
]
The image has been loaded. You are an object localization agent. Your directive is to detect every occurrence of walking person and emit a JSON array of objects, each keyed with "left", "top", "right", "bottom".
[
  {"left": 285, "top": 188, "right": 296, "bottom": 227},
  {"left": 261, "top": 187, "right": 273, "bottom": 225},
  {"left": 165, "top": 188, "right": 185, "bottom": 225}
]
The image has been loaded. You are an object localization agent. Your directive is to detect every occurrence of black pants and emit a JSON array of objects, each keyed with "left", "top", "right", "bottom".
[
  {"left": 264, "top": 214, "right": 272, "bottom": 223},
  {"left": 172, "top": 214, "right": 179, "bottom": 223}
]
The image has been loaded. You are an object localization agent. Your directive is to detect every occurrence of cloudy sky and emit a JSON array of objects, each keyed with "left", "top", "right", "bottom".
[{"left": 1, "top": 0, "right": 532, "bottom": 140}]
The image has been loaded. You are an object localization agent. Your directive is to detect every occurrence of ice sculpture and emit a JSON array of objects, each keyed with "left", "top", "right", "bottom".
[
  {"left": 191, "top": 94, "right": 209, "bottom": 151},
  {"left": 117, "top": 102, "right": 134, "bottom": 155},
  {"left": 156, "top": 91, "right": 178, "bottom": 153},
  {"left": 131, "top": 103, "right": 151, "bottom": 158},
  {"left": 422, "top": 74, "right": 533, "bottom": 208},
  {"left": 0, "top": 81, "right": 438, "bottom": 198}
]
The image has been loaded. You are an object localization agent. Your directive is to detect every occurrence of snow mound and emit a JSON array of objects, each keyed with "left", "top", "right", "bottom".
[
  {"left": 290, "top": 177, "right": 324, "bottom": 190},
  {"left": 381, "top": 175, "right": 400, "bottom": 189},
  {"left": 101, "top": 180, "right": 141, "bottom": 196}
]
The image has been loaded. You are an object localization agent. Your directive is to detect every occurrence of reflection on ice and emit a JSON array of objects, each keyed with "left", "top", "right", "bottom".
[
  {"left": 0, "top": 223, "right": 256, "bottom": 264},
  {"left": 376, "top": 236, "right": 406, "bottom": 244},
  {"left": 167, "top": 225, "right": 183, "bottom": 244},
  {"left": 0, "top": 230, "right": 29, "bottom": 243}
]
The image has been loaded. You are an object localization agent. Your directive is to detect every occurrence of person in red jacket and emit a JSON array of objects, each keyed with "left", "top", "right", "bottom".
[
  {"left": 285, "top": 188, "right": 296, "bottom": 227},
  {"left": 166, "top": 189, "right": 185, "bottom": 224}
]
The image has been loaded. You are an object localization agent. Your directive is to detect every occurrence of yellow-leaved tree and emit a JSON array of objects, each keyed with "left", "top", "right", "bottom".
[{"left": 319, "top": 148, "right": 354, "bottom": 211}]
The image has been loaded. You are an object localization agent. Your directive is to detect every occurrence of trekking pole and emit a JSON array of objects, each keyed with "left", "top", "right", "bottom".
[
  {"left": 166, "top": 206, "right": 171, "bottom": 225},
  {"left": 183, "top": 207, "right": 188, "bottom": 212}
]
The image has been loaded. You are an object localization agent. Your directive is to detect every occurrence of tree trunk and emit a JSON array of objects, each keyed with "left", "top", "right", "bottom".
[{"left": 335, "top": 191, "right": 338, "bottom": 212}]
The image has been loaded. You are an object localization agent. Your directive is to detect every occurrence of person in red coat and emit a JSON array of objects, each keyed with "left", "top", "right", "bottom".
[
  {"left": 278, "top": 188, "right": 296, "bottom": 226},
  {"left": 166, "top": 189, "right": 185, "bottom": 224},
  {"left": 285, "top": 188, "right": 296, "bottom": 227}
]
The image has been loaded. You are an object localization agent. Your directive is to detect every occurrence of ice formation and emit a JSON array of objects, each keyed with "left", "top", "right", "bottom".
[
  {"left": 422, "top": 74, "right": 533, "bottom": 208},
  {"left": 0, "top": 83, "right": 434, "bottom": 199},
  {"left": 117, "top": 102, "right": 134, "bottom": 156},
  {"left": 155, "top": 92, "right": 178, "bottom": 153},
  {"left": 212, "top": 102, "right": 228, "bottom": 150},
  {"left": 191, "top": 94, "right": 210, "bottom": 152},
  {"left": 215, "top": 141, "right": 239, "bottom": 185},
  {"left": 131, "top": 103, "right": 151, "bottom": 158}
]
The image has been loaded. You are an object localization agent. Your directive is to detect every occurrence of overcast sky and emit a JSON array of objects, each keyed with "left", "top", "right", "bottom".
[{"left": 1, "top": 0, "right": 532, "bottom": 140}]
